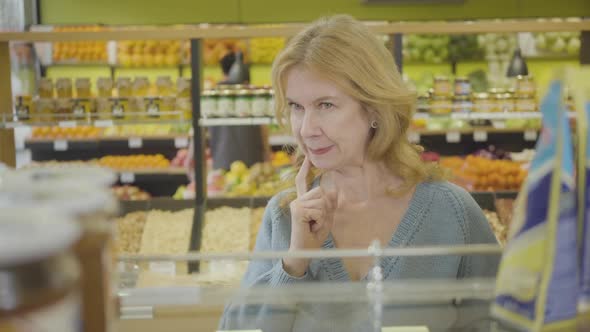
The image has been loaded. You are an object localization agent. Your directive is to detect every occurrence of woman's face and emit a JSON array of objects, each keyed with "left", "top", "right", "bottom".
[{"left": 286, "top": 66, "right": 372, "bottom": 170}]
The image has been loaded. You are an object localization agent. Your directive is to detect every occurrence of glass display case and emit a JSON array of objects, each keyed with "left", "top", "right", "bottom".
[{"left": 116, "top": 245, "right": 510, "bottom": 332}]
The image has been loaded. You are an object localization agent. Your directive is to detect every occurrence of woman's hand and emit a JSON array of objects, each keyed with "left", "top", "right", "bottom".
[{"left": 284, "top": 157, "right": 338, "bottom": 277}]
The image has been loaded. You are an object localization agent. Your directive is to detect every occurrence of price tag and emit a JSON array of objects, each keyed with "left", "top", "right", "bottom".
[
  {"left": 446, "top": 131, "right": 461, "bottom": 143},
  {"left": 149, "top": 261, "right": 176, "bottom": 276},
  {"left": 174, "top": 137, "right": 189, "bottom": 148},
  {"left": 58, "top": 121, "right": 77, "bottom": 128},
  {"left": 473, "top": 130, "right": 488, "bottom": 142},
  {"left": 53, "top": 140, "right": 68, "bottom": 151},
  {"left": 94, "top": 120, "right": 114, "bottom": 127},
  {"left": 128, "top": 137, "right": 143, "bottom": 149},
  {"left": 120, "top": 172, "right": 135, "bottom": 184},
  {"left": 524, "top": 130, "right": 538, "bottom": 141},
  {"left": 408, "top": 132, "right": 420, "bottom": 143}
]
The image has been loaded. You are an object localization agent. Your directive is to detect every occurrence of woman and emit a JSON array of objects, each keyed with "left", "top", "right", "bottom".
[{"left": 220, "top": 15, "right": 499, "bottom": 331}]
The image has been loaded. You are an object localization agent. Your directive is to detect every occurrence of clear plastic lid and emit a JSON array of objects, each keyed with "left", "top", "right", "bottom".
[
  {"left": 9, "top": 165, "right": 116, "bottom": 189},
  {"left": 0, "top": 208, "right": 80, "bottom": 266},
  {"left": 0, "top": 172, "right": 117, "bottom": 217}
]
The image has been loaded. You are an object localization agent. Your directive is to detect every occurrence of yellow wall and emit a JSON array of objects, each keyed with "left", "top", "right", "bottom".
[{"left": 40, "top": 0, "right": 590, "bottom": 25}]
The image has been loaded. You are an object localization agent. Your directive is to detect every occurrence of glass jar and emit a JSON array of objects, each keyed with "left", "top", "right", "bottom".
[
  {"left": 160, "top": 96, "right": 176, "bottom": 120},
  {"left": 515, "top": 75, "right": 536, "bottom": 98},
  {"left": 251, "top": 89, "right": 268, "bottom": 117},
  {"left": 235, "top": 89, "right": 252, "bottom": 117},
  {"left": 515, "top": 96, "right": 537, "bottom": 112},
  {"left": 55, "top": 98, "right": 73, "bottom": 120},
  {"left": 36, "top": 98, "right": 56, "bottom": 121},
  {"left": 156, "top": 76, "right": 174, "bottom": 96},
  {"left": 416, "top": 94, "right": 430, "bottom": 113},
  {"left": 75, "top": 78, "right": 92, "bottom": 98},
  {"left": 433, "top": 76, "right": 452, "bottom": 97},
  {"left": 0, "top": 208, "right": 81, "bottom": 332},
  {"left": 97, "top": 77, "right": 113, "bottom": 98},
  {"left": 454, "top": 77, "right": 471, "bottom": 96},
  {"left": 116, "top": 77, "right": 132, "bottom": 98},
  {"left": 133, "top": 77, "right": 150, "bottom": 97},
  {"left": 177, "top": 77, "right": 191, "bottom": 98},
  {"left": 472, "top": 93, "right": 494, "bottom": 113},
  {"left": 14, "top": 95, "right": 32, "bottom": 121},
  {"left": 267, "top": 89, "right": 275, "bottom": 117},
  {"left": 217, "top": 89, "right": 235, "bottom": 117},
  {"left": 494, "top": 92, "right": 515, "bottom": 113},
  {"left": 429, "top": 96, "right": 452, "bottom": 115},
  {"left": 110, "top": 97, "right": 127, "bottom": 119},
  {"left": 56, "top": 78, "right": 73, "bottom": 98},
  {"left": 144, "top": 97, "right": 161, "bottom": 119},
  {"left": 1, "top": 168, "right": 118, "bottom": 332},
  {"left": 452, "top": 95, "right": 472, "bottom": 113},
  {"left": 201, "top": 90, "right": 218, "bottom": 118},
  {"left": 176, "top": 97, "right": 192, "bottom": 120},
  {"left": 39, "top": 78, "right": 54, "bottom": 98}
]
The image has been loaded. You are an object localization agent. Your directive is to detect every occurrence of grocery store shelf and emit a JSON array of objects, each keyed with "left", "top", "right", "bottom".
[
  {"left": 199, "top": 117, "right": 275, "bottom": 126},
  {"left": 26, "top": 136, "right": 189, "bottom": 148},
  {"left": 2, "top": 19, "right": 589, "bottom": 41},
  {"left": 269, "top": 135, "right": 296, "bottom": 146},
  {"left": 1, "top": 117, "right": 191, "bottom": 129}
]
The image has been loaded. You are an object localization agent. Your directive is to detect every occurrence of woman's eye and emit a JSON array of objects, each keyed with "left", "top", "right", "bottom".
[
  {"left": 288, "top": 102, "right": 303, "bottom": 111},
  {"left": 319, "top": 102, "right": 334, "bottom": 110}
]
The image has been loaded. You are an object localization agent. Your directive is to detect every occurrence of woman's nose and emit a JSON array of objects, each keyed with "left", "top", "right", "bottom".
[{"left": 299, "top": 110, "right": 321, "bottom": 138}]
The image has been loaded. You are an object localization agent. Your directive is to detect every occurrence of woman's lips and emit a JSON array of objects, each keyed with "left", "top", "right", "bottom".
[{"left": 309, "top": 145, "right": 333, "bottom": 155}]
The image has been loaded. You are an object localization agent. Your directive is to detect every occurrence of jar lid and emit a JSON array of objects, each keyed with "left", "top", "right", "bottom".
[
  {"left": 220, "top": 89, "right": 235, "bottom": 96},
  {"left": 0, "top": 182, "right": 117, "bottom": 217},
  {"left": 0, "top": 208, "right": 80, "bottom": 266},
  {"left": 495, "top": 93, "right": 512, "bottom": 100},
  {"left": 454, "top": 77, "right": 469, "bottom": 82},
  {"left": 237, "top": 89, "right": 250, "bottom": 96},
  {"left": 9, "top": 166, "right": 116, "bottom": 189}
]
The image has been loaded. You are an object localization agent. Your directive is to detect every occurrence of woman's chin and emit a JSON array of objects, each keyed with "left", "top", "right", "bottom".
[{"left": 309, "top": 157, "right": 338, "bottom": 170}]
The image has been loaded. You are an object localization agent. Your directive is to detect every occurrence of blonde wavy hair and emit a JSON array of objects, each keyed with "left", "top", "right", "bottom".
[{"left": 272, "top": 15, "right": 445, "bottom": 201}]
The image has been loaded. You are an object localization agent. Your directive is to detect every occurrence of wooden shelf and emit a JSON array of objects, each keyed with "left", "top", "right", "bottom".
[{"left": 1, "top": 19, "right": 589, "bottom": 42}]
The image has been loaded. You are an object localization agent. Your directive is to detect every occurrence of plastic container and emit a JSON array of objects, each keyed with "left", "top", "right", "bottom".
[
  {"left": 116, "top": 77, "right": 132, "bottom": 98},
  {"left": 156, "top": 76, "right": 174, "bottom": 96},
  {"left": 97, "top": 77, "right": 113, "bottom": 98},
  {"left": 515, "top": 75, "right": 536, "bottom": 98},
  {"left": 56, "top": 78, "right": 73, "bottom": 98},
  {"left": 515, "top": 96, "right": 537, "bottom": 112},
  {"left": 494, "top": 92, "right": 515, "bottom": 113},
  {"left": 0, "top": 171, "right": 118, "bottom": 332},
  {"left": 452, "top": 95, "right": 472, "bottom": 113},
  {"left": 177, "top": 77, "right": 191, "bottom": 98},
  {"left": 133, "top": 77, "right": 150, "bottom": 97},
  {"left": 75, "top": 78, "right": 92, "bottom": 98},
  {"left": 0, "top": 208, "right": 81, "bottom": 332},
  {"left": 472, "top": 93, "right": 494, "bottom": 113},
  {"left": 38, "top": 78, "right": 54, "bottom": 98}
]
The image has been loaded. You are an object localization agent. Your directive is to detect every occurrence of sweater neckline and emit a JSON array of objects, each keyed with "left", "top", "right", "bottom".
[{"left": 320, "top": 181, "right": 432, "bottom": 282}]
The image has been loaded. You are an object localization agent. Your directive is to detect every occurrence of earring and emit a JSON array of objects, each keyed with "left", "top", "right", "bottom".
[{"left": 370, "top": 120, "right": 378, "bottom": 129}]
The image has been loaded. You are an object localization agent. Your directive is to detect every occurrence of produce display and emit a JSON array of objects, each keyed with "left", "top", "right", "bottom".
[
  {"left": 218, "top": 160, "right": 288, "bottom": 197},
  {"left": 52, "top": 26, "right": 108, "bottom": 63},
  {"left": 249, "top": 37, "right": 286, "bottom": 64},
  {"left": 403, "top": 35, "right": 450, "bottom": 63},
  {"left": 200, "top": 207, "right": 251, "bottom": 253},
  {"left": 114, "top": 211, "right": 148, "bottom": 254},
  {"left": 102, "top": 124, "right": 190, "bottom": 137},
  {"left": 202, "top": 39, "right": 247, "bottom": 66},
  {"left": 494, "top": 198, "right": 515, "bottom": 229},
  {"left": 117, "top": 40, "right": 182, "bottom": 67},
  {"left": 483, "top": 210, "right": 506, "bottom": 245},
  {"left": 98, "top": 154, "right": 171, "bottom": 170},
  {"left": 441, "top": 155, "right": 527, "bottom": 191},
  {"left": 139, "top": 209, "right": 194, "bottom": 274},
  {"left": 534, "top": 31, "right": 580, "bottom": 56},
  {"left": 112, "top": 185, "right": 151, "bottom": 201},
  {"left": 31, "top": 126, "right": 102, "bottom": 139},
  {"left": 170, "top": 149, "right": 189, "bottom": 168},
  {"left": 477, "top": 33, "right": 518, "bottom": 59}
]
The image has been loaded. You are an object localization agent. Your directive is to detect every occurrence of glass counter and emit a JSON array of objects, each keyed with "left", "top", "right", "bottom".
[{"left": 116, "top": 245, "right": 512, "bottom": 332}]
